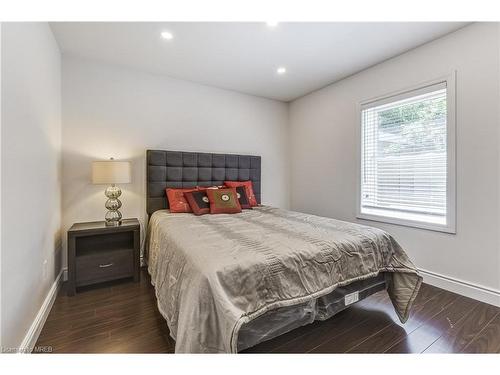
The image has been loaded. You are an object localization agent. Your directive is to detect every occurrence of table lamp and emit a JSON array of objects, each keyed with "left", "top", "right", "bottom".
[{"left": 92, "top": 158, "right": 131, "bottom": 226}]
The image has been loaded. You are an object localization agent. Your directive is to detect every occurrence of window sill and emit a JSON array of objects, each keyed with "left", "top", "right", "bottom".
[{"left": 357, "top": 211, "right": 456, "bottom": 234}]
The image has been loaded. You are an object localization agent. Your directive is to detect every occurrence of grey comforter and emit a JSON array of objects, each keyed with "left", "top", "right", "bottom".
[{"left": 146, "top": 206, "right": 422, "bottom": 353}]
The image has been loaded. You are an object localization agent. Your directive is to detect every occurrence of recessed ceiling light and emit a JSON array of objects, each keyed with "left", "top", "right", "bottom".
[
  {"left": 276, "top": 67, "right": 286, "bottom": 75},
  {"left": 161, "top": 31, "right": 174, "bottom": 40},
  {"left": 266, "top": 21, "right": 279, "bottom": 27}
]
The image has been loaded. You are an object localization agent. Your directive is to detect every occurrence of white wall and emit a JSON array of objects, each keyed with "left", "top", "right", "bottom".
[
  {"left": 289, "top": 23, "right": 500, "bottom": 303},
  {"left": 61, "top": 56, "right": 289, "bottom": 266},
  {"left": 1, "top": 23, "right": 62, "bottom": 349}
]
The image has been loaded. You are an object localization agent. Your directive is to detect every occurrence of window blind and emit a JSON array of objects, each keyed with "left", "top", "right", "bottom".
[{"left": 360, "top": 82, "right": 448, "bottom": 225}]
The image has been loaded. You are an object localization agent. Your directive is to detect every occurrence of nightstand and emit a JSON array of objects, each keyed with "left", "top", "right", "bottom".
[{"left": 67, "top": 218, "right": 140, "bottom": 296}]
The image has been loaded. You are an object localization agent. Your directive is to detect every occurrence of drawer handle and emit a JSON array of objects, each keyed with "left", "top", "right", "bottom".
[{"left": 99, "top": 263, "right": 114, "bottom": 268}]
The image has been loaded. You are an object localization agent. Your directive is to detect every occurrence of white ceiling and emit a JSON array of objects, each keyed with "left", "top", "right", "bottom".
[{"left": 50, "top": 22, "right": 468, "bottom": 102}]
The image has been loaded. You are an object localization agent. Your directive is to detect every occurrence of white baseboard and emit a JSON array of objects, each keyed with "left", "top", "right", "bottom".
[
  {"left": 19, "top": 267, "right": 66, "bottom": 353},
  {"left": 418, "top": 268, "right": 500, "bottom": 307}
]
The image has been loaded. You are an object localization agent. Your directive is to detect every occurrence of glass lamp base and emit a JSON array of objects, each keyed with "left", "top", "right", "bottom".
[
  {"left": 105, "top": 209, "right": 122, "bottom": 226},
  {"left": 104, "top": 185, "right": 123, "bottom": 226},
  {"left": 105, "top": 220, "right": 122, "bottom": 227}
]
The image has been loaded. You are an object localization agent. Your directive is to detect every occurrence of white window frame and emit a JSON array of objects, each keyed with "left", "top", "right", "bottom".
[{"left": 356, "top": 73, "right": 456, "bottom": 234}]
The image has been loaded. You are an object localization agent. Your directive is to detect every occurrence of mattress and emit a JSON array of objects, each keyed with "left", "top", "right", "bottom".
[{"left": 146, "top": 206, "right": 422, "bottom": 353}]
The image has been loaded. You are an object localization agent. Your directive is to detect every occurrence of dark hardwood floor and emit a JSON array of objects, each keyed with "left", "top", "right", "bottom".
[{"left": 35, "top": 268, "right": 500, "bottom": 353}]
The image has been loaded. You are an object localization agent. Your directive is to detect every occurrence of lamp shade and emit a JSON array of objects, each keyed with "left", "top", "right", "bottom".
[{"left": 92, "top": 160, "right": 131, "bottom": 184}]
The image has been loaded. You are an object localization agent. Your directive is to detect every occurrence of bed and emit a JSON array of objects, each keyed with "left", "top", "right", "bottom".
[{"left": 145, "top": 150, "right": 422, "bottom": 353}]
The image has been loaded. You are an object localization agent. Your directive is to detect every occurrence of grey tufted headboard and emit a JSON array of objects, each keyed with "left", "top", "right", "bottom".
[{"left": 146, "top": 150, "right": 261, "bottom": 216}]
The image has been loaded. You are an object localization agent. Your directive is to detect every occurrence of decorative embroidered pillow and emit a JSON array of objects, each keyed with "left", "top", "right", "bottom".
[
  {"left": 206, "top": 188, "right": 242, "bottom": 214},
  {"left": 184, "top": 190, "right": 211, "bottom": 215},
  {"left": 235, "top": 186, "right": 252, "bottom": 209},
  {"left": 224, "top": 181, "right": 258, "bottom": 207},
  {"left": 166, "top": 187, "right": 198, "bottom": 213}
]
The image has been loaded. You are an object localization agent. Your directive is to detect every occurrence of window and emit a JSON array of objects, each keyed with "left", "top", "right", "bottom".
[{"left": 358, "top": 77, "right": 456, "bottom": 233}]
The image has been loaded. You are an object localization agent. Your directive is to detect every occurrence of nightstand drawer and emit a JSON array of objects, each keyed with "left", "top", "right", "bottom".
[{"left": 76, "top": 249, "right": 134, "bottom": 287}]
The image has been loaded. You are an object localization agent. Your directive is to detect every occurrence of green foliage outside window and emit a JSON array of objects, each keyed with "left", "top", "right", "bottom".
[{"left": 377, "top": 96, "right": 446, "bottom": 155}]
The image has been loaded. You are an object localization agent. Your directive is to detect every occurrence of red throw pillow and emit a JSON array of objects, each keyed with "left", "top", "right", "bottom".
[
  {"left": 224, "top": 181, "right": 258, "bottom": 207},
  {"left": 206, "top": 188, "right": 242, "bottom": 214},
  {"left": 166, "top": 188, "right": 198, "bottom": 213},
  {"left": 184, "top": 190, "right": 211, "bottom": 215}
]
